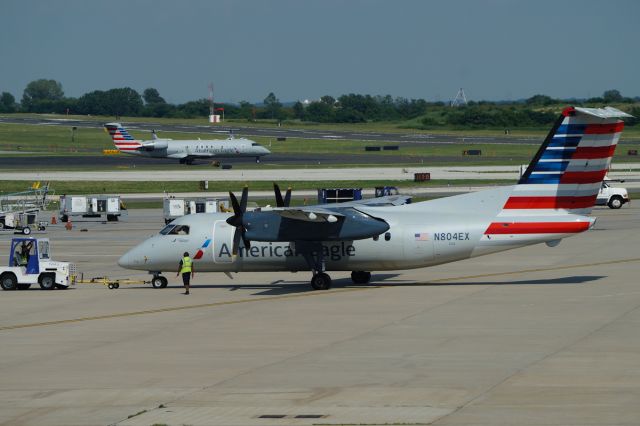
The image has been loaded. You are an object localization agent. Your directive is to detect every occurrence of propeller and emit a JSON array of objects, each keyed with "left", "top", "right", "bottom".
[
  {"left": 273, "top": 183, "right": 292, "bottom": 207},
  {"left": 226, "top": 186, "right": 251, "bottom": 255}
]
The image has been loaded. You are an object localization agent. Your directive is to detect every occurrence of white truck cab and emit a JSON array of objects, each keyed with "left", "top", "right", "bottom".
[
  {"left": 0, "top": 238, "right": 77, "bottom": 290},
  {"left": 596, "top": 178, "right": 630, "bottom": 209}
]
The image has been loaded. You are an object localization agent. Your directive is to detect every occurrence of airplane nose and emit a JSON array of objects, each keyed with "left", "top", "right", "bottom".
[
  {"left": 118, "top": 244, "right": 146, "bottom": 269},
  {"left": 117, "top": 252, "right": 130, "bottom": 268}
]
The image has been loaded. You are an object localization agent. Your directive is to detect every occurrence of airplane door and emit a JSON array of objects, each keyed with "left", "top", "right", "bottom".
[{"left": 213, "top": 220, "right": 235, "bottom": 263}]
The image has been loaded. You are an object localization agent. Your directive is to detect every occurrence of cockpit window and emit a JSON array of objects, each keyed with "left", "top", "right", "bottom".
[
  {"left": 160, "top": 225, "right": 175, "bottom": 235},
  {"left": 169, "top": 225, "right": 190, "bottom": 235},
  {"left": 160, "top": 225, "right": 190, "bottom": 235},
  {"left": 251, "top": 142, "right": 262, "bottom": 146}
]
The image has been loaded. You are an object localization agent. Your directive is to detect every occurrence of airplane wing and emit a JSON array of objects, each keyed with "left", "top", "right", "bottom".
[
  {"left": 271, "top": 206, "right": 345, "bottom": 222},
  {"left": 340, "top": 195, "right": 411, "bottom": 207}
]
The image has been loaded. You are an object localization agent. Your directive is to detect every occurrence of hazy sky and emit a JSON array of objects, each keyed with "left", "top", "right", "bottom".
[{"left": 1, "top": 0, "right": 638, "bottom": 104}]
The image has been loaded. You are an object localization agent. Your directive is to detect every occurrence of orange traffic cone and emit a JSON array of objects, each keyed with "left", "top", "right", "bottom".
[
  {"left": 51, "top": 215, "right": 57, "bottom": 225},
  {"left": 65, "top": 220, "right": 73, "bottom": 231}
]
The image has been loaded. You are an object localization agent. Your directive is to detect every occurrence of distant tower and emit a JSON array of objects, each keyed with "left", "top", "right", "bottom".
[
  {"left": 208, "top": 83, "right": 220, "bottom": 123},
  {"left": 451, "top": 88, "right": 468, "bottom": 107},
  {"left": 208, "top": 83, "right": 214, "bottom": 117}
]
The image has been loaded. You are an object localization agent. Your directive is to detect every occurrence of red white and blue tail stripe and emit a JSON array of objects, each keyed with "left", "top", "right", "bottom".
[
  {"left": 485, "top": 106, "right": 632, "bottom": 242},
  {"left": 104, "top": 123, "right": 143, "bottom": 151},
  {"left": 509, "top": 106, "right": 631, "bottom": 214}
]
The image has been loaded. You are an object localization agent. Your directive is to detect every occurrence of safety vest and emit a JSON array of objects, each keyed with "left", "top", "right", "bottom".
[{"left": 180, "top": 256, "right": 192, "bottom": 274}]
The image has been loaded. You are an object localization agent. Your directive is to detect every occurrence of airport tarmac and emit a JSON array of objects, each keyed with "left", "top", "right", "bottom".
[
  {"left": 2, "top": 163, "right": 640, "bottom": 187},
  {"left": 1, "top": 205, "right": 639, "bottom": 425}
]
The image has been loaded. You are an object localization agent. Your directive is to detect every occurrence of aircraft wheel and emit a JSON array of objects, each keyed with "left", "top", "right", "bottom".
[
  {"left": 38, "top": 274, "right": 55, "bottom": 290},
  {"left": 22, "top": 226, "right": 31, "bottom": 235},
  {"left": 1, "top": 274, "right": 18, "bottom": 291},
  {"left": 351, "top": 271, "right": 371, "bottom": 284},
  {"left": 608, "top": 196, "right": 623, "bottom": 209},
  {"left": 152, "top": 276, "right": 167, "bottom": 289},
  {"left": 311, "top": 273, "right": 332, "bottom": 290},
  {"left": 108, "top": 283, "right": 114, "bottom": 289}
]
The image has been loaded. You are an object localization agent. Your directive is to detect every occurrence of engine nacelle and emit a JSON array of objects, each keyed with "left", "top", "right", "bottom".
[{"left": 143, "top": 140, "right": 168, "bottom": 151}]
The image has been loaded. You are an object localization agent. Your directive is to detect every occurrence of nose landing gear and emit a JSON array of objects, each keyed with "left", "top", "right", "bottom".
[{"left": 150, "top": 273, "right": 168, "bottom": 289}]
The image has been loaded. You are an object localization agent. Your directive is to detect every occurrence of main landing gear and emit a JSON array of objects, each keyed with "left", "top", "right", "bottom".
[
  {"left": 298, "top": 242, "right": 372, "bottom": 290},
  {"left": 298, "top": 242, "right": 332, "bottom": 291},
  {"left": 255, "top": 156, "right": 261, "bottom": 163},
  {"left": 309, "top": 270, "right": 372, "bottom": 290}
]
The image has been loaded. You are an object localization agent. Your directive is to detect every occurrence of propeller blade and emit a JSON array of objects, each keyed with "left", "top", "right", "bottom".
[
  {"left": 229, "top": 191, "right": 240, "bottom": 214},
  {"left": 240, "top": 186, "right": 248, "bottom": 213},
  {"left": 274, "top": 183, "right": 284, "bottom": 207},
  {"left": 242, "top": 236, "right": 251, "bottom": 250},
  {"left": 232, "top": 228, "right": 242, "bottom": 256},
  {"left": 284, "top": 187, "right": 292, "bottom": 207},
  {"left": 226, "top": 191, "right": 241, "bottom": 226}
]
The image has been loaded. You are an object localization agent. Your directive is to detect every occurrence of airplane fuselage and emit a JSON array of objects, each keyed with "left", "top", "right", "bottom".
[
  {"left": 124, "top": 138, "right": 270, "bottom": 160},
  {"left": 118, "top": 186, "right": 594, "bottom": 274}
]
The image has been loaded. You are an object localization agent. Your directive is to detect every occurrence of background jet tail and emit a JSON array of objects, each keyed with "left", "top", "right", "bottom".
[
  {"left": 104, "top": 123, "right": 143, "bottom": 151},
  {"left": 506, "top": 106, "right": 632, "bottom": 215}
]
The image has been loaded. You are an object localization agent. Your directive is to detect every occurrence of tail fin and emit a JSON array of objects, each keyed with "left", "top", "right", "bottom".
[
  {"left": 506, "top": 106, "right": 632, "bottom": 214},
  {"left": 104, "top": 123, "right": 143, "bottom": 151}
]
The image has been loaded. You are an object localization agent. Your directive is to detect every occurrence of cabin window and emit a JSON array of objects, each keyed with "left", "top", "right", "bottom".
[{"left": 384, "top": 232, "right": 391, "bottom": 241}]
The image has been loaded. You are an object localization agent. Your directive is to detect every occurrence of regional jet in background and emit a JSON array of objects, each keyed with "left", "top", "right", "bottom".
[
  {"left": 118, "top": 107, "right": 633, "bottom": 290},
  {"left": 104, "top": 123, "right": 270, "bottom": 165}
]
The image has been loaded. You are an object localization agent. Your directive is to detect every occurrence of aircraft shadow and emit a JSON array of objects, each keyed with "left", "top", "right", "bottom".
[
  {"left": 366, "top": 275, "right": 606, "bottom": 287},
  {"left": 45, "top": 274, "right": 602, "bottom": 296}
]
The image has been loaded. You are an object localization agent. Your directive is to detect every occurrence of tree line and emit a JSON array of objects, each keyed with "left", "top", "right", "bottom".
[{"left": 1, "top": 79, "right": 638, "bottom": 128}]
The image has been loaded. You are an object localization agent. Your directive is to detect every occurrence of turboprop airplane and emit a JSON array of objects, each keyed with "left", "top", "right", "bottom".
[
  {"left": 104, "top": 123, "right": 270, "bottom": 165},
  {"left": 118, "top": 106, "right": 633, "bottom": 290}
]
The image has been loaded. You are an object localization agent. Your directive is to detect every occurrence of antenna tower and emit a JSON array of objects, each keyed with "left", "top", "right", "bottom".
[
  {"left": 451, "top": 88, "right": 468, "bottom": 107},
  {"left": 208, "top": 83, "right": 214, "bottom": 116}
]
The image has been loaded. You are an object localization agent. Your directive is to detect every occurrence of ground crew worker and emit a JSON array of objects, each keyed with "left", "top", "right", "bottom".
[
  {"left": 177, "top": 251, "right": 194, "bottom": 295},
  {"left": 15, "top": 241, "right": 33, "bottom": 268}
]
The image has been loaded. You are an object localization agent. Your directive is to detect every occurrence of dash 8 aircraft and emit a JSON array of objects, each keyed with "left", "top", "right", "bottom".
[
  {"left": 105, "top": 123, "right": 270, "bottom": 164},
  {"left": 118, "top": 107, "right": 632, "bottom": 290}
]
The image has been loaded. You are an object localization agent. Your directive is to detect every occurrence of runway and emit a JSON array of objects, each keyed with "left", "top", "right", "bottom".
[
  {"left": 0, "top": 115, "right": 542, "bottom": 145},
  {"left": 0, "top": 152, "right": 512, "bottom": 169},
  {"left": 1, "top": 206, "right": 640, "bottom": 425}
]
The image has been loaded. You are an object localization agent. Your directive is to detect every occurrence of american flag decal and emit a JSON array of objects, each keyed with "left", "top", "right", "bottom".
[{"left": 414, "top": 233, "right": 429, "bottom": 241}]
